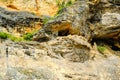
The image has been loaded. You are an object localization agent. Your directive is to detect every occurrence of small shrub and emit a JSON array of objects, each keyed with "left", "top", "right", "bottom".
[
  {"left": 97, "top": 46, "right": 106, "bottom": 53},
  {"left": 43, "top": 17, "right": 53, "bottom": 24},
  {"left": 23, "top": 33, "right": 34, "bottom": 41},
  {"left": 10, "top": 36, "right": 24, "bottom": 42},
  {"left": 66, "top": 0, "right": 73, "bottom": 6},
  {"left": 0, "top": 31, "right": 37, "bottom": 42},
  {"left": 0, "top": 32, "right": 24, "bottom": 42},
  {"left": 56, "top": 0, "right": 73, "bottom": 14},
  {"left": 0, "top": 32, "right": 10, "bottom": 39}
]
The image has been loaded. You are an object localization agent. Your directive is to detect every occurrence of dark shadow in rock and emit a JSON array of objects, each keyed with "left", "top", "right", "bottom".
[{"left": 58, "top": 29, "right": 69, "bottom": 36}]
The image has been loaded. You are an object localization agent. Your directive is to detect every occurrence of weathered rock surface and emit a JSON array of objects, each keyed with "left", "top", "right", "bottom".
[
  {"left": 7, "top": 35, "right": 92, "bottom": 62},
  {"left": 0, "top": 7, "right": 42, "bottom": 33},
  {"left": 108, "top": 0, "right": 120, "bottom": 5},
  {"left": 0, "top": 0, "right": 120, "bottom": 80},
  {"left": 89, "top": 0, "right": 120, "bottom": 39},
  {"left": 0, "top": 36, "right": 120, "bottom": 80},
  {"left": 0, "top": 0, "right": 59, "bottom": 16},
  {"left": 94, "top": 12, "right": 120, "bottom": 39},
  {"left": 33, "top": 1, "right": 92, "bottom": 41},
  {"left": 33, "top": 0, "right": 120, "bottom": 42}
]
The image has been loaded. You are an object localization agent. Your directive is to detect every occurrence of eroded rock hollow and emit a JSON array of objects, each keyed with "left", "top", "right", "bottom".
[{"left": 0, "top": 0, "right": 120, "bottom": 80}]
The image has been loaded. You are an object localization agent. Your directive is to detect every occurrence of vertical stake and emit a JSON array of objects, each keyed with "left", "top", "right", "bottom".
[{"left": 5, "top": 46, "right": 9, "bottom": 79}]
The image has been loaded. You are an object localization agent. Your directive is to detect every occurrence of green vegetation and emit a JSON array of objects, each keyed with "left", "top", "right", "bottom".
[
  {"left": 56, "top": 0, "right": 73, "bottom": 14},
  {"left": 43, "top": 17, "right": 53, "bottom": 24},
  {"left": 43, "top": 0, "right": 74, "bottom": 25},
  {"left": 23, "top": 32, "right": 34, "bottom": 41},
  {"left": 0, "top": 32, "right": 10, "bottom": 39},
  {"left": 10, "top": 36, "right": 24, "bottom": 42},
  {"left": 0, "top": 31, "right": 35, "bottom": 42},
  {"left": 0, "top": 32, "right": 24, "bottom": 42},
  {"left": 97, "top": 46, "right": 106, "bottom": 53}
]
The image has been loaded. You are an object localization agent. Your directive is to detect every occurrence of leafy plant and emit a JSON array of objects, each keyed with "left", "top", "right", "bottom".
[
  {"left": 0, "top": 32, "right": 10, "bottom": 39},
  {"left": 0, "top": 31, "right": 35, "bottom": 42},
  {"left": 97, "top": 46, "right": 106, "bottom": 53},
  {"left": 23, "top": 33, "right": 34, "bottom": 41},
  {"left": 10, "top": 36, "right": 24, "bottom": 42},
  {"left": 56, "top": 0, "right": 73, "bottom": 14},
  {"left": 42, "top": 0, "right": 73, "bottom": 24},
  {"left": 43, "top": 17, "right": 53, "bottom": 24}
]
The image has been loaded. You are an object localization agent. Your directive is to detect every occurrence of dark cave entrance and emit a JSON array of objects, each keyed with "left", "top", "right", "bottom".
[
  {"left": 58, "top": 29, "right": 69, "bottom": 36},
  {"left": 91, "top": 38, "right": 120, "bottom": 51}
]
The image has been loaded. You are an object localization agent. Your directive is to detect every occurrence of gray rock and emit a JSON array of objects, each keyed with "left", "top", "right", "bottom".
[
  {"left": 0, "top": 0, "right": 120, "bottom": 80},
  {"left": 33, "top": 0, "right": 120, "bottom": 42},
  {"left": 94, "top": 12, "right": 120, "bottom": 39},
  {"left": 108, "top": 0, "right": 120, "bottom": 5},
  {"left": 0, "top": 7, "right": 42, "bottom": 32},
  {"left": 33, "top": 1, "right": 92, "bottom": 41},
  {"left": 0, "top": 38, "right": 120, "bottom": 80}
]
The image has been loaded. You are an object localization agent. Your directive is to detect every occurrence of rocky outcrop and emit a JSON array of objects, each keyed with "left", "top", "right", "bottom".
[
  {"left": 108, "top": 0, "right": 120, "bottom": 5},
  {"left": 0, "top": 0, "right": 59, "bottom": 16},
  {"left": 11, "top": 35, "right": 92, "bottom": 62},
  {"left": 33, "top": 0, "right": 120, "bottom": 42},
  {"left": 94, "top": 12, "right": 120, "bottom": 39},
  {"left": 90, "top": 0, "right": 120, "bottom": 40},
  {"left": 0, "top": 0, "right": 120, "bottom": 80},
  {"left": 0, "top": 36, "right": 120, "bottom": 80},
  {"left": 33, "top": 1, "right": 92, "bottom": 41},
  {"left": 0, "top": 7, "right": 42, "bottom": 33}
]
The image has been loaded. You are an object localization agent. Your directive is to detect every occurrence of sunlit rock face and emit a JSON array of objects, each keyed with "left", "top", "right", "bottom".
[
  {"left": 0, "top": 0, "right": 75, "bottom": 36},
  {"left": 0, "top": 6, "right": 42, "bottom": 36},
  {"left": 33, "top": 0, "right": 120, "bottom": 42},
  {"left": 33, "top": 1, "right": 92, "bottom": 41},
  {"left": 108, "top": 0, "right": 120, "bottom": 5},
  {"left": 94, "top": 12, "right": 120, "bottom": 39},
  {"left": 0, "top": 0, "right": 120, "bottom": 80},
  {"left": 0, "top": 0, "right": 59, "bottom": 16},
  {"left": 0, "top": 0, "right": 76, "bottom": 16},
  {"left": 0, "top": 36, "right": 120, "bottom": 80},
  {"left": 91, "top": 0, "right": 120, "bottom": 40}
]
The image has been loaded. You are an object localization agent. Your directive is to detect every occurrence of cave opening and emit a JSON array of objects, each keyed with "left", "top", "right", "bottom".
[
  {"left": 58, "top": 29, "right": 69, "bottom": 36},
  {"left": 91, "top": 38, "right": 120, "bottom": 51}
]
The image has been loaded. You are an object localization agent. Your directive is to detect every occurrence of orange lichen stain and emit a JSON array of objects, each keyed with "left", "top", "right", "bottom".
[
  {"left": 0, "top": 0, "right": 59, "bottom": 16},
  {"left": 12, "top": 23, "right": 42, "bottom": 37},
  {"left": 6, "top": 4, "right": 19, "bottom": 10},
  {"left": 47, "top": 4, "right": 58, "bottom": 17},
  {"left": 24, "top": 22, "right": 42, "bottom": 34},
  {"left": 52, "top": 22, "right": 71, "bottom": 32}
]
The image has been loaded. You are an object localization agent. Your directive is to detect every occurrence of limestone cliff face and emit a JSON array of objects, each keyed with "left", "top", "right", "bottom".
[
  {"left": 0, "top": 35, "right": 120, "bottom": 80},
  {"left": 33, "top": 0, "right": 120, "bottom": 41},
  {"left": 0, "top": 0, "right": 76, "bottom": 35},
  {"left": 0, "top": 6, "right": 42, "bottom": 37},
  {"left": 0, "top": 0, "right": 120, "bottom": 80},
  {"left": 0, "top": 0, "right": 76, "bottom": 16},
  {"left": 0, "top": 0, "right": 59, "bottom": 16}
]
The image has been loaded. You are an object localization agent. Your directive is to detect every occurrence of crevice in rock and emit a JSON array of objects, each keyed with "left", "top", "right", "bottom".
[
  {"left": 105, "top": 39, "right": 120, "bottom": 51},
  {"left": 91, "top": 38, "right": 120, "bottom": 51},
  {"left": 58, "top": 29, "right": 69, "bottom": 36}
]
